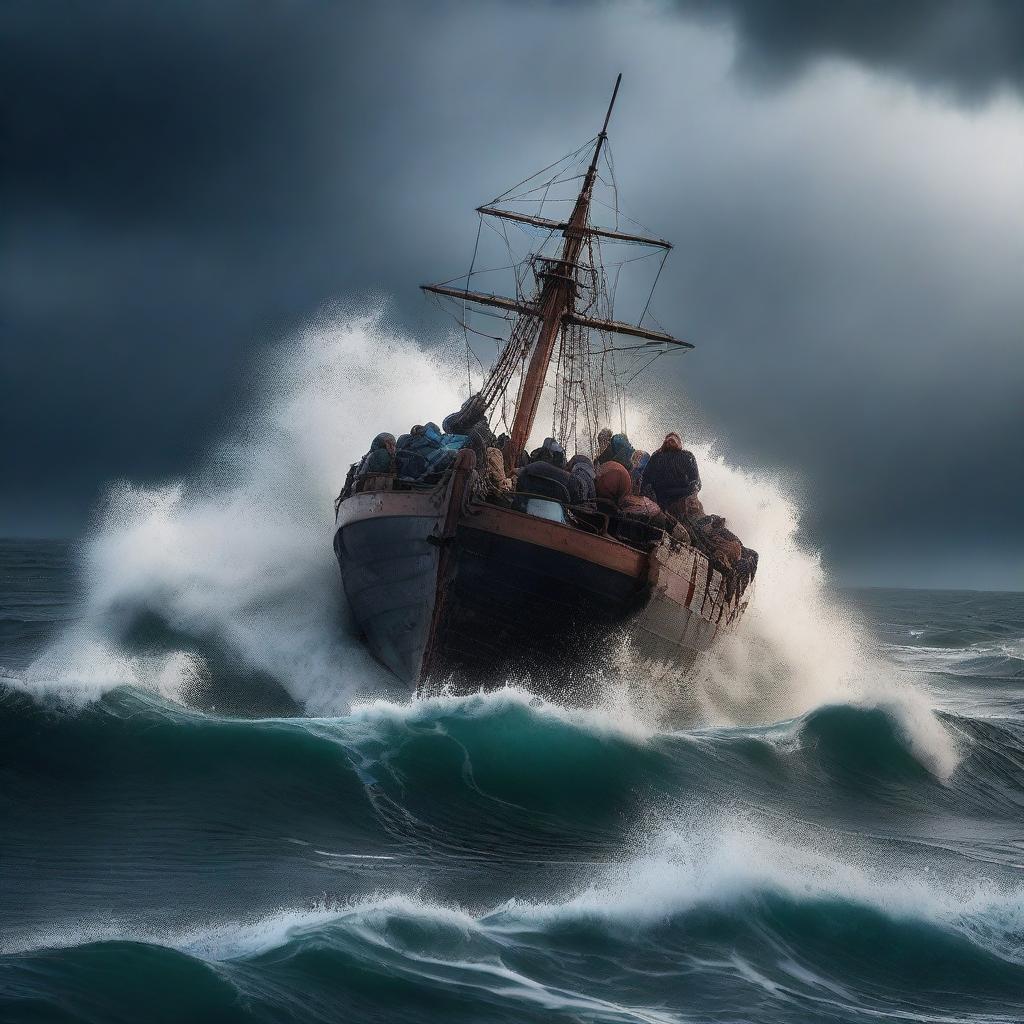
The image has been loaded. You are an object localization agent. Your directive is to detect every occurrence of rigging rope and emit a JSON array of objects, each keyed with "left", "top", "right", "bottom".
[
  {"left": 639, "top": 249, "right": 668, "bottom": 327},
  {"left": 463, "top": 214, "right": 484, "bottom": 392},
  {"left": 489, "top": 139, "right": 595, "bottom": 205}
]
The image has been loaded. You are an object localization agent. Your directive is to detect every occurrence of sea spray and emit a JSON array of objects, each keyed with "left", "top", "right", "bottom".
[
  {"left": 2, "top": 308, "right": 957, "bottom": 775},
  {"left": 10, "top": 312, "right": 463, "bottom": 711},
  {"left": 604, "top": 401, "right": 958, "bottom": 773}
]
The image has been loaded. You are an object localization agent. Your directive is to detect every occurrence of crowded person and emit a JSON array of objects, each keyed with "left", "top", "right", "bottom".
[
  {"left": 631, "top": 449, "right": 649, "bottom": 493},
  {"left": 529, "top": 437, "right": 567, "bottom": 468},
  {"left": 641, "top": 432, "right": 701, "bottom": 517},
  {"left": 595, "top": 460, "right": 632, "bottom": 507},
  {"left": 566, "top": 454, "right": 597, "bottom": 506},
  {"left": 357, "top": 432, "right": 396, "bottom": 476},
  {"left": 597, "top": 432, "right": 635, "bottom": 471},
  {"left": 442, "top": 393, "right": 495, "bottom": 461}
]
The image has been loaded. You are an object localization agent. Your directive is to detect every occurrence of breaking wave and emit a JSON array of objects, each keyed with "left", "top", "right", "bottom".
[
  {"left": 0, "top": 308, "right": 956, "bottom": 778},
  {"left": 5, "top": 821, "right": 1024, "bottom": 1024},
  {"left": 3, "top": 680, "right": 1005, "bottom": 862},
  {"left": 886, "top": 638, "right": 1024, "bottom": 679}
]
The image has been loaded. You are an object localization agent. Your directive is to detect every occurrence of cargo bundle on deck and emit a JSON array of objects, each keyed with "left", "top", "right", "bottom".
[{"left": 333, "top": 77, "right": 756, "bottom": 696}]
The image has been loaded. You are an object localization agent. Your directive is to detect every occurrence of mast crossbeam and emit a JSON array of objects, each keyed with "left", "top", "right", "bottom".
[
  {"left": 477, "top": 206, "right": 673, "bottom": 250},
  {"left": 563, "top": 312, "right": 693, "bottom": 348},
  {"left": 421, "top": 284, "right": 540, "bottom": 318}
]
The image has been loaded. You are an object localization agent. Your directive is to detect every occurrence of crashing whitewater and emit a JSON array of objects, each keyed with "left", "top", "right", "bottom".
[{"left": 3, "top": 309, "right": 957, "bottom": 775}]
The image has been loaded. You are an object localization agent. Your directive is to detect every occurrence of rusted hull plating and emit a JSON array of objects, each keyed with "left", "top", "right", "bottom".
[{"left": 334, "top": 486, "right": 750, "bottom": 693}]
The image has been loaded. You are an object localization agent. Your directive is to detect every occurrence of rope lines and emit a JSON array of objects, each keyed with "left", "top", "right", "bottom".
[{"left": 426, "top": 129, "right": 689, "bottom": 451}]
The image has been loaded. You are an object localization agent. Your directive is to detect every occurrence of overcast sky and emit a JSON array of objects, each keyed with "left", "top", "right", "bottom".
[{"left": 2, "top": 0, "right": 1022, "bottom": 589}]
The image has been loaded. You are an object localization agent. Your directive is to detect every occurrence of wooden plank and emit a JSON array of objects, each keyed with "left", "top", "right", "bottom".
[
  {"left": 465, "top": 504, "right": 646, "bottom": 578},
  {"left": 337, "top": 488, "right": 444, "bottom": 527}
]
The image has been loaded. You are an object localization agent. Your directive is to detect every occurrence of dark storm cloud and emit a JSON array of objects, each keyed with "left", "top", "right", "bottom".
[
  {"left": 676, "top": 0, "right": 1024, "bottom": 101},
  {"left": 2, "top": 1, "right": 1022, "bottom": 587},
  {"left": 1, "top": 1, "right": 405, "bottom": 532}
]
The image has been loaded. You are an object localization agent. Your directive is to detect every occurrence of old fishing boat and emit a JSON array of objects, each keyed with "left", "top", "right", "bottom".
[{"left": 334, "top": 76, "right": 754, "bottom": 694}]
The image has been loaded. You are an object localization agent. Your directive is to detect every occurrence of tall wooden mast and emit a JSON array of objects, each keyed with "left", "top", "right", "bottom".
[
  {"left": 422, "top": 74, "right": 693, "bottom": 467},
  {"left": 505, "top": 74, "right": 621, "bottom": 464}
]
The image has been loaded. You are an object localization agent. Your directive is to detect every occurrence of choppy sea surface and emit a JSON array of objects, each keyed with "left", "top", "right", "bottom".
[{"left": 2, "top": 536, "right": 1023, "bottom": 1024}]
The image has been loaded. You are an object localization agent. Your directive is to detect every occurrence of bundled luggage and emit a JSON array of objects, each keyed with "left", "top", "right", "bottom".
[{"left": 395, "top": 423, "right": 471, "bottom": 482}]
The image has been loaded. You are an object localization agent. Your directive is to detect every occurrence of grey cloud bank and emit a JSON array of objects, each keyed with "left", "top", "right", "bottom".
[{"left": 676, "top": 0, "right": 1024, "bottom": 101}]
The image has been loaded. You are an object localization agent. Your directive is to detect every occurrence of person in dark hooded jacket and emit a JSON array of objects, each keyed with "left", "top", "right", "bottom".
[
  {"left": 566, "top": 454, "right": 597, "bottom": 505},
  {"left": 516, "top": 461, "right": 575, "bottom": 504},
  {"left": 641, "top": 432, "right": 701, "bottom": 511},
  {"left": 596, "top": 432, "right": 635, "bottom": 471},
  {"left": 358, "top": 433, "right": 396, "bottom": 476},
  {"left": 529, "top": 437, "right": 567, "bottom": 468},
  {"left": 542, "top": 437, "right": 566, "bottom": 468}
]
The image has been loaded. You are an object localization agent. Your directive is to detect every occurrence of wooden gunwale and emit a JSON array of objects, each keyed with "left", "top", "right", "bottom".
[
  {"left": 336, "top": 486, "right": 737, "bottom": 628},
  {"left": 337, "top": 487, "right": 647, "bottom": 580}
]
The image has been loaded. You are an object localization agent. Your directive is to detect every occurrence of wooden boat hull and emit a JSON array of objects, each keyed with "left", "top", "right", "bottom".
[{"left": 334, "top": 479, "right": 750, "bottom": 694}]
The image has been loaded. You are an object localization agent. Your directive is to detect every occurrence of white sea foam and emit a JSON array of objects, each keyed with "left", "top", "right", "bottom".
[
  {"left": 886, "top": 638, "right": 1024, "bottom": 673},
  {"left": 592, "top": 409, "right": 958, "bottom": 775},
  {"left": 2, "top": 307, "right": 957, "bottom": 775},
  {"left": 346, "top": 684, "right": 657, "bottom": 744},
  {"left": 9, "top": 312, "right": 463, "bottom": 712},
  {"left": 3, "top": 641, "right": 207, "bottom": 706},
  {"left": 487, "top": 818, "right": 1024, "bottom": 962},
  {"left": 8, "top": 817, "right": 1022, "bottom": 969}
]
